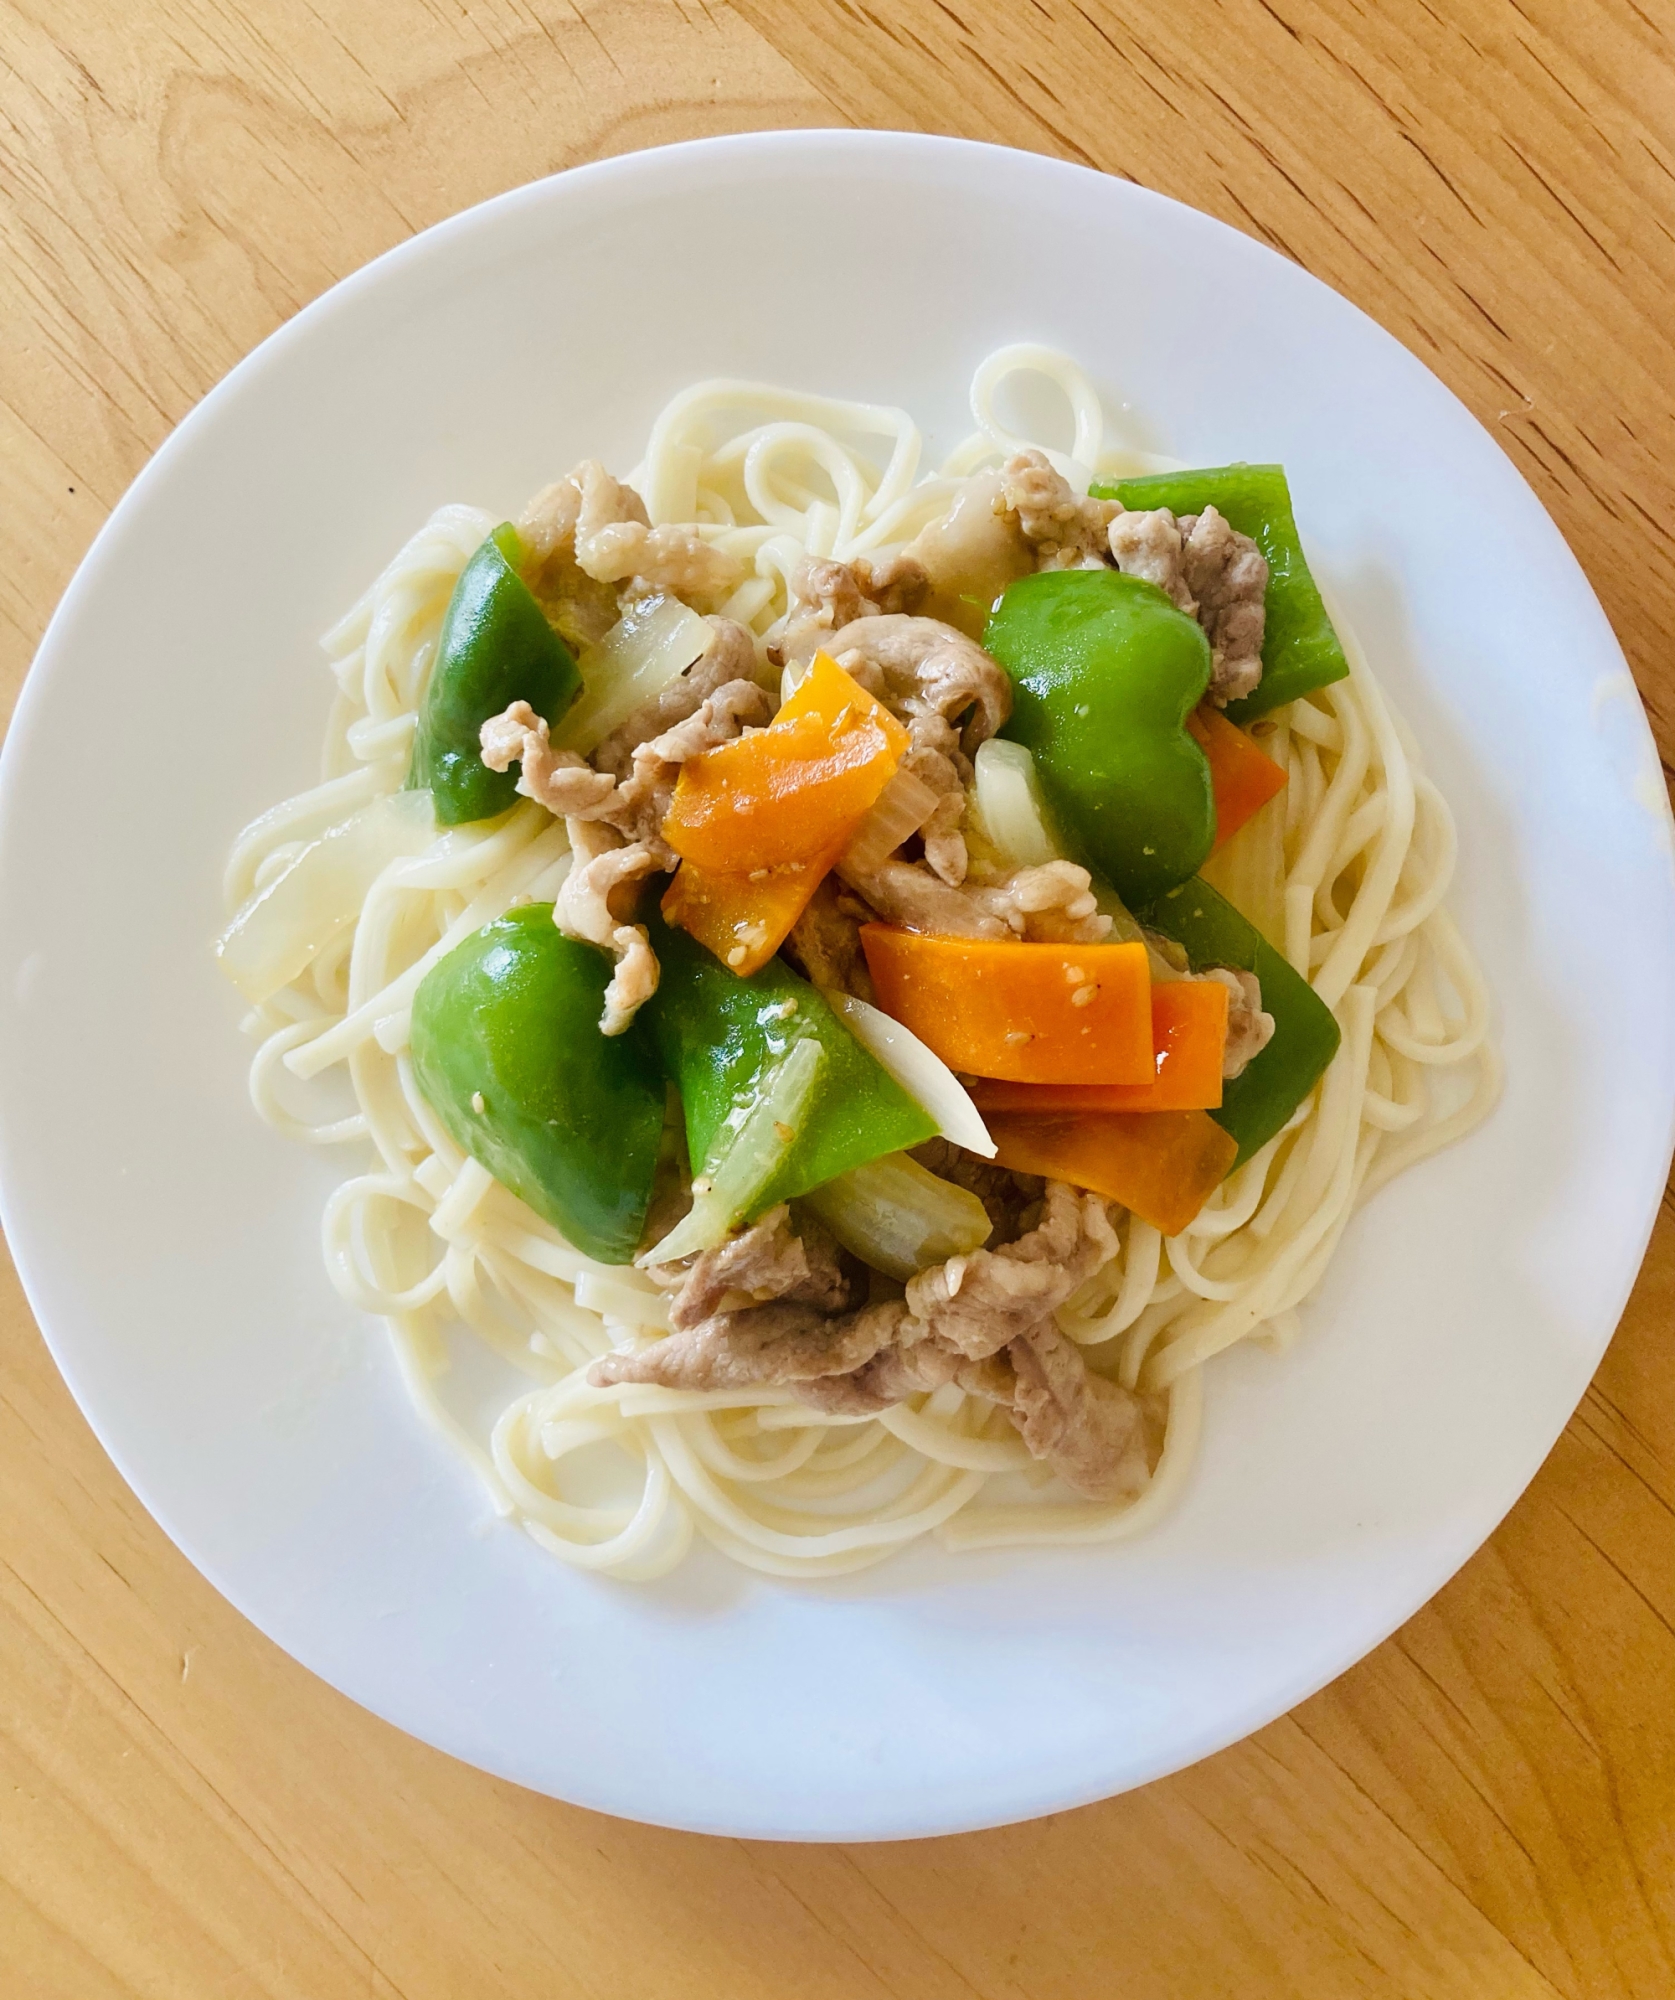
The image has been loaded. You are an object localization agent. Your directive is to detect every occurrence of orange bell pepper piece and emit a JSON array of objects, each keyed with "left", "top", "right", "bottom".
[
  {"left": 967, "top": 976, "right": 1229, "bottom": 1113},
  {"left": 663, "top": 652, "right": 909, "bottom": 873},
  {"left": 660, "top": 842, "right": 844, "bottom": 979},
  {"left": 1188, "top": 703, "right": 1287, "bottom": 851},
  {"left": 860, "top": 926, "right": 1153, "bottom": 1085},
  {"left": 986, "top": 1109, "right": 1238, "bottom": 1235}
]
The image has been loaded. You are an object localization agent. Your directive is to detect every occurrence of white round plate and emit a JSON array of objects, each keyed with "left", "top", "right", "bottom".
[{"left": 2, "top": 132, "right": 1671, "bottom": 1841}]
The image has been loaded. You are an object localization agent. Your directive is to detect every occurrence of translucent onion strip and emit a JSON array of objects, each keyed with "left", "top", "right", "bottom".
[
  {"left": 642, "top": 1037, "right": 825, "bottom": 1264},
  {"left": 802, "top": 1152, "right": 993, "bottom": 1279},
  {"left": 217, "top": 790, "right": 435, "bottom": 1003},
  {"left": 829, "top": 992, "right": 995, "bottom": 1157},
  {"left": 556, "top": 594, "right": 711, "bottom": 756},
  {"left": 971, "top": 738, "right": 1060, "bottom": 868}
]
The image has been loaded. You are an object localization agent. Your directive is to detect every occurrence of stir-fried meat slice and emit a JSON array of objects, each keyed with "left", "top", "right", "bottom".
[
  {"left": 899, "top": 1181, "right": 1118, "bottom": 1361},
  {"left": 485, "top": 620, "right": 759, "bottom": 808},
  {"left": 592, "top": 618, "right": 759, "bottom": 780},
  {"left": 519, "top": 460, "right": 744, "bottom": 612},
  {"left": 591, "top": 1298, "right": 905, "bottom": 1397},
  {"left": 820, "top": 1322, "right": 1161, "bottom": 1499},
  {"left": 597, "top": 928, "right": 659, "bottom": 1037},
  {"left": 840, "top": 853, "right": 1111, "bottom": 947},
  {"left": 651, "top": 1205, "right": 859, "bottom": 1331},
  {"left": 825, "top": 717, "right": 969, "bottom": 888},
  {"left": 1108, "top": 507, "right": 1195, "bottom": 612},
  {"left": 556, "top": 818, "right": 657, "bottom": 940},
  {"left": 1206, "top": 967, "right": 1276, "bottom": 1078},
  {"left": 783, "top": 876, "right": 875, "bottom": 1000},
  {"left": 775, "top": 554, "right": 933, "bottom": 670},
  {"left": 975, "top": 860, "right": 1111, "bottom": 945},
  {"left": 810, "top": 1341, "right": 1014, "bottom": 1414},
  {"left": 1000, "top": 449, "right": 1116, "bottom": 569},
  {"left": 553, "top": 820, "right": 661, "bottom": 1036},
  {"left": 519, "top": 463, "right": 628, "bottom": 572},
  {"left": 842, "top": 857, "right": 1011, "bottom": 939},
  {"left": 478, "top": 700, "right": 616, "bottom": 816},
  {"left": 911, "top": 776, "right": 969, "bottom": 886},
  {"left": 853, "top": 552, "right": 929, "bottom": 614},
  {"left": 1004, "top": 1321, "right": 1161, "bottom": 1500},
  {"left": 564, "top": 674, "right": 768, "bottom": 1031},
  {"left": 1108, "top": 504, "right": 1268, "bottom": 705},
  {"left": 777, "top": 556, "right": 874, "bottom": 662},
  {"left": 484, "top": 669, "right": 769, "bottom": 865},
  {"left": 477, "top": 620, "right": 766, "bottom": 1036},
  {"left": 1177, "top": 508, "right": 1268, "bottom": 705},
  {"left": 593, "top": 1184, "right": 1111, "bottom": 1390},
  {"left": 604, "top": 678, "right": 771, "bottom": 859},
  {"left": 824, "top": 614, "right": 1010, "bottom": 753},
  {"left": 563, "top": 459, "right": 744, "bottom": 607},
  {"left": 818, "top": 611, "right": 1012, "bottom": 886}
]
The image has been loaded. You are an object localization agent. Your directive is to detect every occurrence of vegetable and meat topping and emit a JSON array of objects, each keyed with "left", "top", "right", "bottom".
[
  {"left": 594, "top": 1178, "right": 1161, "bottom": 1502},
  {"left": 396, "top": 445, "right": 1347, "bottom": 1499}
]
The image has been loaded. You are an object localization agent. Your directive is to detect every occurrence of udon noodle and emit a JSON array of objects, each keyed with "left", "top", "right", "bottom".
[{"left": 228, "top": 348, "right": 1498, "bottom": 1579}]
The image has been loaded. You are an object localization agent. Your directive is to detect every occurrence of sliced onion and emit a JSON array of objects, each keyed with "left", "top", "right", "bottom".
[
  {"left": 971, "top": 738, "right": 1059, "bottom": 868},
  {"left": 215, "top": 789, "right": 435, "bottom": 1003},
  {"left": 802, "top": 1153, "right": 992, "bottom": 1280},
  {"left": 557, "top": 594, "right": 711, "bottom": 755},
  {"left": 639, "top": 1037, "right": 825, "bottom": 1265},
  {"left": 840, "top": 764, "right": 941, "bottom": 876},
  {"left": 222, "top": 762, "right": 389, "bottom": 908},
  {"left": 829, "top": 991, "right": 995, "bottom": 1158}
]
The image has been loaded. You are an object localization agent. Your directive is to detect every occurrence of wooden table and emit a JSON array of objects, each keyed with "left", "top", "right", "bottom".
[{"left": 3, "top": 3, "right": 1672, "bottom": 1993}]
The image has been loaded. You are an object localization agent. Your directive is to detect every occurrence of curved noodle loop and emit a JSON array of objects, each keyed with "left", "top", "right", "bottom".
[{"left": 226, "top": 351, "right": 1497, "bottom": 1578}]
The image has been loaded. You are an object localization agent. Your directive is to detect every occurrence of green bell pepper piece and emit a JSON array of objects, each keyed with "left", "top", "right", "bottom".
[
  {"left": 985, "top": 567, "right": 1214, "bottom": 906},
  {"left": 408, "top": 524, "right": 581, "bottom": 825},
  {"left": 1090, "top": 464, "right": 1347, "bottom": 724},
  {"left": 410, "top": 905, "right": 664, "bottom": 1263},
  {"left": 646, "top": 911, "right": 937, "bottom": 1217},
  {"left": 1136, "top": 878, "right": 1341, "bottom": 1167}
]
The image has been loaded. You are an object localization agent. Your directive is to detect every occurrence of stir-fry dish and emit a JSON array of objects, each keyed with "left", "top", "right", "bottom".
[{"left": 219, "top": 348, "right": 1498, "bottom": 1578}]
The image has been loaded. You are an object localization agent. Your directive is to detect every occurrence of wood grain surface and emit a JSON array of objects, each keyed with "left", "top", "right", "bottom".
[{"left": 3, "top": 2, "right": 1673, "bottom": 1994}]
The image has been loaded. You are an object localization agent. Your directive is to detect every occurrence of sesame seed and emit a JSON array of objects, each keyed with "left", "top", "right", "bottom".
[
  {"left": 1072, "top": 984, "right": 1097, "bottom": 1007},
  {"left": 1063, "top": 964, "right": 1086, "bottom": 983},
  {"left": 471, "top": 1091, "right": 485, "bottom": 1114},
  {"left": 773, "top": 1121, "right": 795, "bottom": 1143},
  {"left": 727, "top": 946, "right": 747, "bottom": 968},
  {"left": 1004, "top": 1030, "right": 1031, "bottom": 1046}
]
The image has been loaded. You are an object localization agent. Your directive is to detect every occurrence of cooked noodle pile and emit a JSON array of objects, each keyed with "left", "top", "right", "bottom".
[{"left": 229, "top": 349, "right": 1498, "bottom": 1579}]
